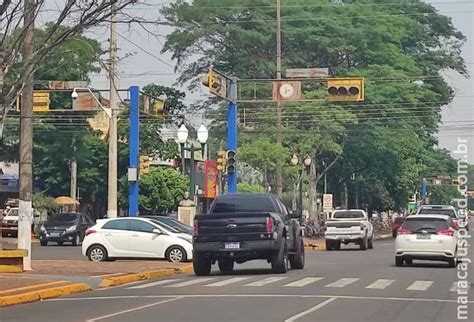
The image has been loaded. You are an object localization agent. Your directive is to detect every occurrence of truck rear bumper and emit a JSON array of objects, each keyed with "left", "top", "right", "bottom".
[
  {"left": 194, "top": 239, "right": 279, "bottom": 260},
  {"left": 325, "top": 233, "right": 365, "bottom": 241}
]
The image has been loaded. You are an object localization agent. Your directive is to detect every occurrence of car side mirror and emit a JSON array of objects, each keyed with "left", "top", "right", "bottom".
[{"left": 152, "top": 229, "right": 162, "bottom": 235}]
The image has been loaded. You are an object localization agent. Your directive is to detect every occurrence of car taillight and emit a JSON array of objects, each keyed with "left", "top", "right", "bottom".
[
  {"left": 85, "top": 229, "right": 96, "bottom": 236},
  {"left": 193, "top": 220, "right": 198, "bottom": 236},
  {"left": 397, "top": 228, "right": 413, "bottom": 235},
  {"left": 266, "top": 217, "right": 273, "bottom": 233},
  {"left": 436, "top": 228, "right": 454, "bottom": 236},
  {"left": 453, "top": 220, "right": 459, "bottom": 229}
]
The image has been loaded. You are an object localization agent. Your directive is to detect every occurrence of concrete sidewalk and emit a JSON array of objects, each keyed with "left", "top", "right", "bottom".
[{"left": 0, "top": 259, "right": 192, "bottom": 307}]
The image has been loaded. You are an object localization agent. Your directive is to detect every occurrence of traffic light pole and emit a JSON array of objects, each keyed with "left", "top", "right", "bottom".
[
  {"left": 129, "top": 86, "right": 140, "bottom": 217},
  {"left": 227, "top": 79, "right": 238, "bottom": 194}
]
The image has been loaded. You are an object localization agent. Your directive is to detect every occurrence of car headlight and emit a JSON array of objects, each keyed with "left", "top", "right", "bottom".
[{"left": 65, "top": 225, "right": 77, "bottom": 232}]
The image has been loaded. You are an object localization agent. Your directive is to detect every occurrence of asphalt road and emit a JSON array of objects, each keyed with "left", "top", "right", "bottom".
[
  {"left": 2, "top": 236, "right": 473, "bottom": 322},
  {"left": 1, "top": 238, "right": 84, "bottom": 260}
]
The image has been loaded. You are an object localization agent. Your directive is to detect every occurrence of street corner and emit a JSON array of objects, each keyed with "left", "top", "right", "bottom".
[
  {"left": 99, "top": 265, "right": 193, "bottom": 288},
  {"left": 0, "top": 281, "right": 91, "bottom": 307}
]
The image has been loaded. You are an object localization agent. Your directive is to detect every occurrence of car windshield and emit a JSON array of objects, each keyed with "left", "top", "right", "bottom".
[
  {"left": 401, "top": 218, "right": 449, "bottom": 233},
  {"left": 333, "top": 211, "right": 365, "bottom": 219},
  {"left": 418, "top": 208, "right": 456, "bottom": 218},
  {"left": 49, "top": 213, "right": 80, "bottom": 223},
  {"left": 8, "top": 209, "right": 18, "bottom": 216},
  {"left": 155, "top": 217, "right": 191, "bottom": 233},
  {"left": 212, "top": 196, "right": 276, "bottom": 213}
]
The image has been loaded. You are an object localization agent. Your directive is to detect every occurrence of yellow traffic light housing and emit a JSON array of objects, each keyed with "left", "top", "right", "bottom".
[
  {"left": 154, "top": 99, "right": 165, "bottom": 119},
  {"left": 226, "top": 150, "right": 236, "bottom": 173},
  {"left": 327, "top": 77, "right": 364, "bottom": 102},
  {"left": 216, "top": 151, "right": 227, "bottom": 173},
  {"left": 202, "top": 67, "right": 227, "bottom": 99},
  {"left": 139, "top": 155, "right": 151, "bottom": 175}
]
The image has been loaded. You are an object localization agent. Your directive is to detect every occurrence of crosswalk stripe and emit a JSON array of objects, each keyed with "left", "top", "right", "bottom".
[
  {"left": 164, "top": 278, "right": 215, "bottom": 288},
  {"left": 365, "top": 279, "right": 396, "bottom": 290},
  {"left": 205, "top": 277, "right": 252, "bottom": 287},
  {"left": 406, "top": 280, "right": 433, "bottom": 291},
  {"left": 325, "top": 278, "right": 360, "bottom": 288},
  {"left": 126, "top": 279, "right": 181, "bottom": 289},
  {"left": 284, "top": 277, "right": 324, "bottom": 287},
  {"left": 244, "top": 277, "right": 287, "bottom": 287}
]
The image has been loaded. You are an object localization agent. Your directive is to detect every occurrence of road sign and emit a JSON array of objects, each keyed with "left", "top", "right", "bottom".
[
  {"left": 323, "top": 193, "right": 333, "bottom": 212},
  {"left": 272, "top": 81, "right": 301, "bottom": 101},
  {"left": 16, "top": 91, "right": 50, "bottom": 112},
  {"left": 286, "top": 68, "right": 329, "bottom": 78}
]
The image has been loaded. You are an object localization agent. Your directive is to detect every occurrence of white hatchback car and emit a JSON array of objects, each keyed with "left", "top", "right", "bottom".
[
  {"left": 82, "top": 217, "right": 192, "bottom": 262},
  {"left": 395, "top": 214, "right": 458, "bottom": 267}
]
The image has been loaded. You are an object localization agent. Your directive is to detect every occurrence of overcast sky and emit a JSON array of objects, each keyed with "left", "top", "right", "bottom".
[{"left": 87, "top": 0, "right": 473, "bottom": 163}]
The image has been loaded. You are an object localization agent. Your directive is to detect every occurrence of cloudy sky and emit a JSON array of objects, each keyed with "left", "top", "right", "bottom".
[{"left": 87, "top": 0, "right": 473, "bottom": 162}]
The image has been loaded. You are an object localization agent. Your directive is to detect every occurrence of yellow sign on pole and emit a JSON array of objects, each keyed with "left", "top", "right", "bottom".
[{"left": 17, "top": 91, "right": 50, "bottom": 112}]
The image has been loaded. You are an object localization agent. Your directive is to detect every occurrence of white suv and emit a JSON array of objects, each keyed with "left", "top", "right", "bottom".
[{"left": 395, "top": 214, "right": 458, "bottom": 267}]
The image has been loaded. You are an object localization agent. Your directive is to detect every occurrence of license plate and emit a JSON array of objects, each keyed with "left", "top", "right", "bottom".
[
  {"left": 417, "top": 234, "right": 431, "bottom": 240},
  {"left": 50, "top": 232, "right": 61, "bottom": 237},
  {"left": 225, "top": 242, "right": 240, "bottom": 249}
]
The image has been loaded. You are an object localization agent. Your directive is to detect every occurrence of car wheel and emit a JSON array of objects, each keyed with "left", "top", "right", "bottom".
[
  {"left": 405, "top": 258, "right": 412, "bottom": 265},
  {"left": 87, "top": 245, "right": 108, "bottom": 262},
  {"left": 271, "top": 241, "right": 288, "bottom": 274},
  {"left": 289, "top": 238, "right": 305, "bottom": 269},
  {"left": 360, "top": 236, "right": 368, "bottom": 250},
  {"left": 218, "top": 259, "right": 234, "bottom": 272},
  {"left": 72, "top": 233, "right": 81, "bottom": 246},
  {"left": 166, "top": 246, "right": 187, "bottom": 263},
  {"left": 325, "top": 240, "right": 333, "bottom": 251},
  {"left": 448, "top": 257, "right": 457, "bottom": 268},
  {"left": 334, "top": 241, "right": 341, "bottom": 250},
  {"left": 392, "top": 231, "right": 397, "bottom": 238},
  {"left": 395, "top": 256, "right": 404, "bottom": 267},
  {"left": 368, "top": 236, "right": 374, "bottom": 249},
  {"left": 193, "top": 253, "right": 212, "bottom": 276},
  {"left": 40, "top": 240, "right": 48, "bottom": 246},
  {"left": 57, "top": 241, "right": 63, "bottom": 246}
]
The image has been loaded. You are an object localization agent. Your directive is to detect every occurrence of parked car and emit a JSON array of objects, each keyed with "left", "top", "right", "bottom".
[
  {"left": 39, "top": 213, "right": 94, "bottom": 246},
  {"left": 325, "top": 209, "right": 374, "bottom": 250},
  {"left": 82, "top": 217, "right": 192, "bottom": 263},
  {"left": 395, "top": 214, "right": 458, "bottom": 267},
  {"left": 140, "top": 215, "right": 192, "bottom": 235},
  {"left": 1, "top": 207, "right": 40, "bottom": 237},
  {"left": 392, "top": 216, "right": 405, "bottom": 238},
  {"left": 193, "top": 193, "right": 304, "bottom": 276}
]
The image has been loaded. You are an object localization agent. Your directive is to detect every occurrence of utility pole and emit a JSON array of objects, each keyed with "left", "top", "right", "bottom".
[
  {"left": 70, "top": 138, "right": 77, "bottom": 201},
  {"left": 275, "top": 0, "right": 283, "bottom": 197},
  {"left": 107, "top": 3, "right": 119, "bottom": 218},
  {"left": 18, "top": 0, "right": 35, "bottom": 270},
  {"left": 0, "top": 45, "right": 5, "bottom": 140}
]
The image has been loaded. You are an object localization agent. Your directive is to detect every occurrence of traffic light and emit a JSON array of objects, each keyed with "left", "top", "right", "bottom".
[
  {"left": 216, "top": 151, "right": 226, "bottom": 173},
  {"left": 226, "top": 150, "right": 236, "bottom": 173},
  {"left": 202, "top": 67, "right": 227, "bottom": 99},
  {"left": 327, "top": 77, "right": 364, "bottom": 102},
  {"left": 139, "top": 155, "right": 150, "bottom": 175}
]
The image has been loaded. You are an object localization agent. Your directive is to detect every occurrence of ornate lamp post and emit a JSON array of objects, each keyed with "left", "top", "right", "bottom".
[
  {"left": 291, "top": 153, "right": 312, "bottom": 218},
  {"left": 177, "top": 124, "right": 208, "bottom": 199}
]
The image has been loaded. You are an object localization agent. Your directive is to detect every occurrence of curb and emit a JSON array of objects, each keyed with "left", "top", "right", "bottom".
[
  {"left": 374, "top": 233, "right": 393, "bottom": 240},
  {"left": 0, "top": 265, "right": 193, "bottom": 307},
  {"left": 99, "top": 264, "right": 194, "bottom": 288},
  {"left": 0, "top": 283, "right": 91, "bottom": 307}
]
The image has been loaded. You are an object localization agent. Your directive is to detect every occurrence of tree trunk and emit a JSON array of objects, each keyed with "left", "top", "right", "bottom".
[
  {"left": 342, "top": 182, "right": 348, "bottom": 209},
  {"left": 308, "top": 161, "right": 318, "bottom": 218}
]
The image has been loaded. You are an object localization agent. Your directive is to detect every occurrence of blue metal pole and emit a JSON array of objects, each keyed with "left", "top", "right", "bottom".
[
  {"left": 129, "top": 86, "right": 140, "bottom": 216},
  {"left": 227, "top": 79, "right": 238, "bottom": 194}
]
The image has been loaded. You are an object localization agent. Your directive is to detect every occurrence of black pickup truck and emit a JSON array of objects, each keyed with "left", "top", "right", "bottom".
[{"left": 192, "top": 193, "right": 305, "bottom": 276}]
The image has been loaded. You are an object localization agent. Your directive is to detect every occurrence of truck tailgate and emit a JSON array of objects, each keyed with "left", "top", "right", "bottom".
[
  {"left": 194, "top": 212, "right": 272, "bottom": 242},
  {"left": 326, "top": 220, "right": 362, "bottom": 234}
]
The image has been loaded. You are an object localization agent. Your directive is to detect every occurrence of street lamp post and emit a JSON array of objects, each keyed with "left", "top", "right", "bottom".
[
  {"left": 291, "top": 153, "right": 312, "bottom": 218},
  {"left": 177, "top": 124, "right": 208, "bottom": 200}
]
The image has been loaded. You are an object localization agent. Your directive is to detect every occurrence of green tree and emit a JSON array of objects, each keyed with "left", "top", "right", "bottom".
[
  {"left": 161, "top": 0, "right": 467, "bottom": 214},
  {"left": 237, "top": 183, "right": 265, "bottom": 193},
  {"left": 119, "top": 167, "right": 188, "bottom": 214}
]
